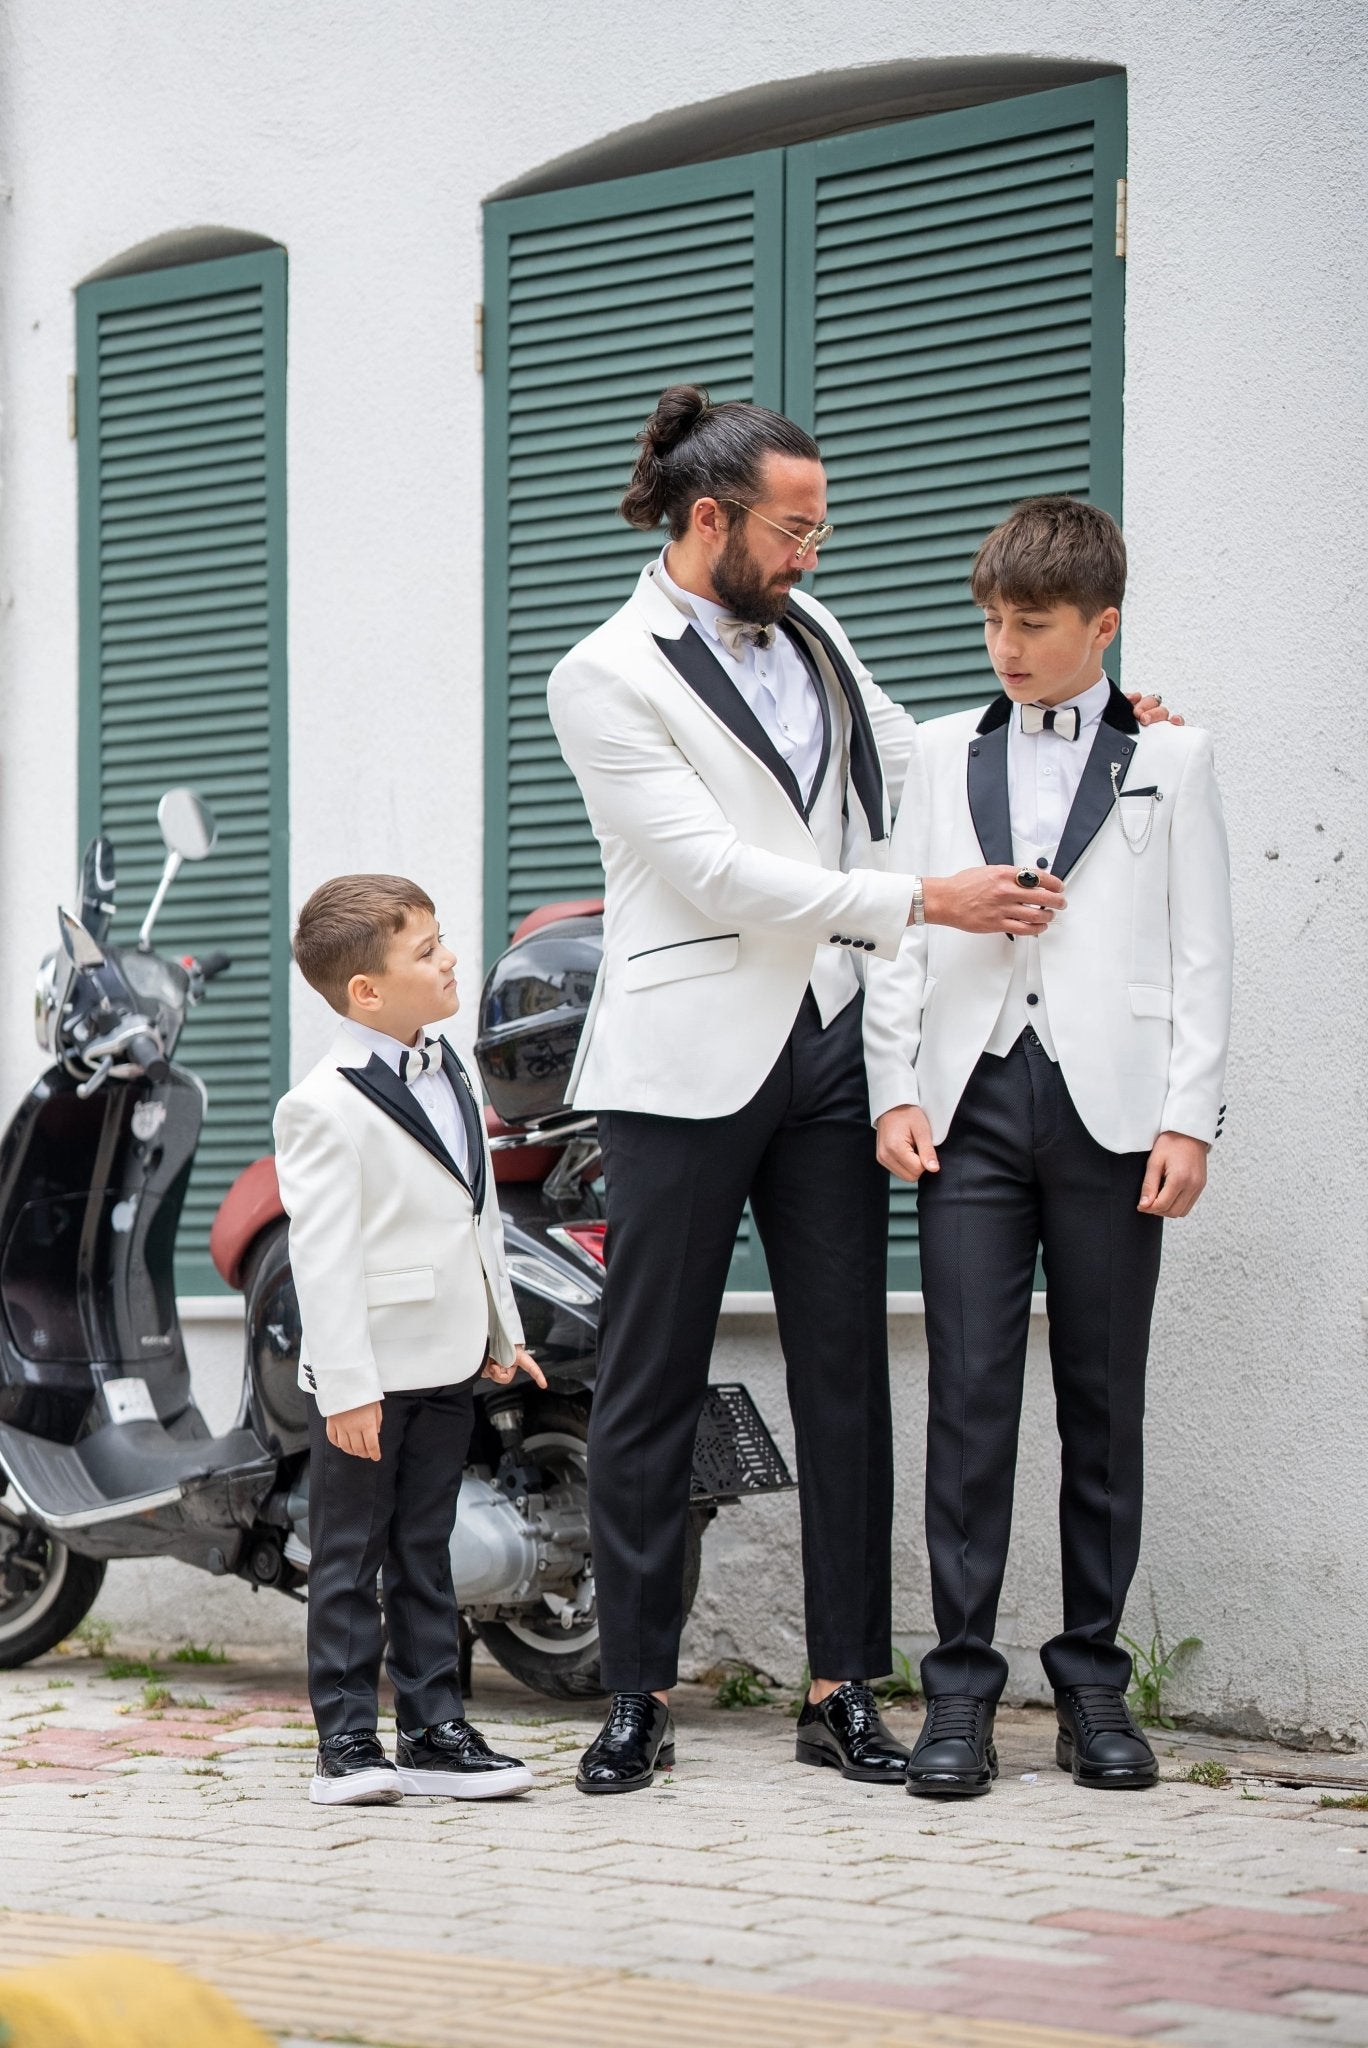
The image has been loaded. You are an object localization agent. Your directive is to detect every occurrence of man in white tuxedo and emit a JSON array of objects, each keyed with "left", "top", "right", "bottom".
[
  {"left": 546, "top": 389, "right": 1169, "bottom": 1795},
  {"left": 866, "top": 498, "right": 1232, "bottom": 1798},
  {"left": 277, "top": 873, "right": 543, "bottom": 1806}
]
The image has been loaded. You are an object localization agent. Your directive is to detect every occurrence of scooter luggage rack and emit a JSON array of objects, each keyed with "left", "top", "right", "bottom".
[
  {"left": 690, "top": 1385, "right": 794, "bottom": 1506},
  {"left": 485, "top": 1113, "right": 598, "bottom": 1151}
]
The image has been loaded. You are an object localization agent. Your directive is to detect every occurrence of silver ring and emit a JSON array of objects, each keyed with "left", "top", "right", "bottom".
[{"left": 1015, "top": 867, "right": 1039, "bottom": 890}]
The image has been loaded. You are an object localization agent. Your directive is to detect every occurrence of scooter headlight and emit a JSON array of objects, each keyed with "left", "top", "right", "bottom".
[{"left": 33, "top": 952, "right": 69, "bottom": 1053}]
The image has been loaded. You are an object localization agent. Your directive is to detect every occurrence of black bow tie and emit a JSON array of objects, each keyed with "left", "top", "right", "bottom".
[{"left": 1020, "top": 703, "right": 1081, "bottom": 741}]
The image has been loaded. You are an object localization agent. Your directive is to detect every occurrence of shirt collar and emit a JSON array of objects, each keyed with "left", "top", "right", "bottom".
[
  {"left": 341, "top": 1016, "right": 429, "bottom": 1074},
  {"left": 655, "top": 547, "right": 740, "bottom": 657},
  {"left": 1018, "top": 672, "right": 1112, "bottom": 733}
]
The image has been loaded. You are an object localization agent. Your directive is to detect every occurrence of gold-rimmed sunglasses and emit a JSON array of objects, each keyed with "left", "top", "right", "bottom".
[{"left": 722, "top": 499, "right": 834, "bottom": 561}]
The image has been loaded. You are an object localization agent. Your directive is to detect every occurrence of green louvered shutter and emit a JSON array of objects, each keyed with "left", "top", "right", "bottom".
[
  {"left": 76, "top": 250, "right": 289, "bottom": 1297},
  {"left": 482, "top": 156, "right": 785, "bottom": 947},
  {"left": 785, "top": 78, "right": 1125, "bottom": 1286}
]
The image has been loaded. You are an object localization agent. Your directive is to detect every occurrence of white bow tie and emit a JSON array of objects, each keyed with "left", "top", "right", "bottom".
[
  {"left": 1020, "top": 702, "right": 1081, "bottom": 741},
  {"left": 715, "top": 615, "right": 777, "bottom": 659},
  {"left": 398, "top": 1039, "right": 443, "bottom": 1085}
]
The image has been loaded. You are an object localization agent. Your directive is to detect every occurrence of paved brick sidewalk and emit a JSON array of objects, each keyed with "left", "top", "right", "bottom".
[{"left": 0, "top": 1643, "right": 1365, "bottom": 2047}]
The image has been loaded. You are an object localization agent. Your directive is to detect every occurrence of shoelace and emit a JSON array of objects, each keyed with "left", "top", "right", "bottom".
[
  {"left": 923, "top": 1695, "right": 985, "bottom": 1742},
  {"left": 602, "top": 1692, "right": 660, "bottom": 1738},
  {"left": 833, "top": 1683, "right": 882, "bottom": 1736},
  {"left": 1066, "top": 1686, "right": 1135, "bottom": 1735}
]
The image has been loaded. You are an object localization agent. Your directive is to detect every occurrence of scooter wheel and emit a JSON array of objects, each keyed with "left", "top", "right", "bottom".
[{"left": 0, "top": 1524, "right": 106, "bottom": 1670}]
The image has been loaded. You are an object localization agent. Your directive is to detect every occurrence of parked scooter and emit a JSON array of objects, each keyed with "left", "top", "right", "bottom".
[{"left": 0, "top": 798, "right": 793, "bottom": 1700}]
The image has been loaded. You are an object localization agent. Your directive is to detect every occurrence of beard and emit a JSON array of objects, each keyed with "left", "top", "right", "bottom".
[{"left": 711, "top": 526, "right": 799, "bottom": 626}]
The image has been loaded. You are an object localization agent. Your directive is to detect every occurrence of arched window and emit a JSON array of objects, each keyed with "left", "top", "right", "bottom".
[
  {"left": 76, "top": 233, "right": 288, "bottom": 1293},
  {"left": 482, "top": 70, "right": 1126, "bottom": 1293}
]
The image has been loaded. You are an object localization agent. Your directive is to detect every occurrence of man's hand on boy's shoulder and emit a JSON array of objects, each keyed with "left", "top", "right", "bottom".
[
  {"left": 1138, "top": 1132, "right": 1209, "bottom": 1218},
  {"left": 1128, "top": 690, "right": 1184, "bottom": 727},
  {"left": 327, "top": 1400, "right": 384, "bottom": 1460},
  {"left": 481, "top": 1346, "right": 548, "bottom": 1390}
]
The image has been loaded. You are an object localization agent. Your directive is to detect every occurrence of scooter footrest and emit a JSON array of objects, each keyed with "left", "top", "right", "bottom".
[
  {"left": 690, "top": 1383, "right": 794, "bottom": 1504},
  {"left": 0, "top": 1418, "right": 271, "bottom": 1531}
]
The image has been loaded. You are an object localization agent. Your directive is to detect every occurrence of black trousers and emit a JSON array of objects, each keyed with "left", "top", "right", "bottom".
[
  {"left": 590, "top": 990, "right": 893, "bottom": 1692},
  {"left": 306, "top": 1381, "right": 473, "bottom": 1739},
  {"left": 917, "top": 1030, "right": 1164, "bottom": 1703}
]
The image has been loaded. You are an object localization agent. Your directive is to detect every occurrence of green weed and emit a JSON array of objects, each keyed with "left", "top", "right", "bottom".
[
  {"left": 872, "top": 1650, "right": 921, "bottom": 1707},
  {"left": 70, "top": 1617, "right": 115, "bottom": 1657},
  {"left": 103, "top": 1659, "right": 159, "bottom": 1683},
  {"left": 46, "top": 1679, "right": 73, "bottom": 1691},
  {"left": 1320, "top": 1791, "right": 1368, "bottom": 1810},
  {"left": 1121, "top": 1627, "right": 1201, "bottom": 1727},
  {"left": 710, "top": 1662, "right": 775, "bottom": 1710},
  {"left": 170, "top": 1643, "right": 229, "bottom": 1666},
  {"left": 1184, "top": 1759, "right": 1231, "bottom": 1788},
  {"left": 141, "top": 1683, "right": 176, "bottom": 1711}
]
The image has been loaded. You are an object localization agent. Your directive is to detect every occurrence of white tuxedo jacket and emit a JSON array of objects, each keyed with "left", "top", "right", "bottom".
[
  {"left": 864, "top": 686, "right": 1233, "bottom": 1154},
  {"left": 547, "top": 563, "right": 927, "bottom": 1118},
  {"left": 273, "top": 1029, "right": 523, "bottom": 1417}
]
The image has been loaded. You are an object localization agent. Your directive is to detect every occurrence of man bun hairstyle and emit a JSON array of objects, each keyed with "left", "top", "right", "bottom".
[
  {"left": 970, "top": 495, "right": 1127, "bottom": 618},
  {"left": 620, "top": 383, "right": 821, "bottom": 538},
  {"left": 292, "top": 873, "right": 436, "bottom": 1013}
]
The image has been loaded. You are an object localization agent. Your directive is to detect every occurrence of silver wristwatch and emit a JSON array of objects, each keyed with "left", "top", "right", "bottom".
[{"left": 911, "top": 877, "right": 926, "bottom": 926}]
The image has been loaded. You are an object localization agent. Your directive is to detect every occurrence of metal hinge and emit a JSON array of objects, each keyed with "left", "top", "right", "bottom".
[
  {"left": 1115, "top": 179, "right": 1128, "bottom": 259},
  {"left": 474, "top": 302, "right": 484, "bottom": 375},
  {"left": 67, "top": 374, "right": 77, "bottom": 439}
]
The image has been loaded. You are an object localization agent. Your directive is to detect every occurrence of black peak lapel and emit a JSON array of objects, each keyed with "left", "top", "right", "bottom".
[
  {"left": 1053, "top": 721, "right": 1137, "bottom": 879},
  {"left": 781, "top": 607, "right": 887, "bottom": 842},
  {"left": 1101, "top": 681, "right": 1141, "bottom": 736},
  {"left": 654, "top": 626, "right": 805, "bottom": 817},
  {"left": 340, "top": 1056, "right": 474, "bottom": 1197},
  {"left": 439, "top": 1044, "right": 488, "bottom": 1215},
  {"left": 966, "top": 718, "right": 1013, "bottom": 868}
]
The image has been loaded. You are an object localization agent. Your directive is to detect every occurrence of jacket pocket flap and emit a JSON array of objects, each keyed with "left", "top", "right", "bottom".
[
  {"left": 624, "top": 933, "right": 739, "bottom": 992},
  {"left": 1129, "top": 983, "right": 1173, "bottom": 1019},
  {"left": 364, "top": 1266, "right": 437, "bottom": 1307}
]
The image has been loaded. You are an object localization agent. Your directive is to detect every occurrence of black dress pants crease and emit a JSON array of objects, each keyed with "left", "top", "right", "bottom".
[
  {"left": 590, "top": 989, "right": 893, "bottom": 1694},
  {"left": 306, "top": 1381, "right": 473, "bottom": 1739},
  {"left": 917, "top": 1030, "right": 1163, "bottom": 1704}
]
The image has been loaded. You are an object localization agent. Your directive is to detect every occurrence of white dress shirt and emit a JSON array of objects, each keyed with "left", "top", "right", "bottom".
[
  {"left": 656, "top": 548, "right": 826, "bottom": 803},
  {"left": 986, "top": 674, "right": 1113, "bottom": 1063},
  {"left": 341, "top": 1018, "right": 471, "bottom": 1182}
]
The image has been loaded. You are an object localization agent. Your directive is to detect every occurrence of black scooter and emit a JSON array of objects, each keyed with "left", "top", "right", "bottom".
[{"left": 0, "top": 794, "right": 793, "bottom": 1699}]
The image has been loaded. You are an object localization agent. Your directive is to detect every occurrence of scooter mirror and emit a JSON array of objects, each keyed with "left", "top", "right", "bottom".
[
  {"left": 59, "top": 907, "right": 106, "bottom": 971},
  {"left": 157, "top": 788, "right": 217, "bottom": 862}
]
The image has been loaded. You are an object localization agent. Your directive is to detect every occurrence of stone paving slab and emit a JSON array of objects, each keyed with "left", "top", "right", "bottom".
[{"left": 0, "top": 1641, "right": 1364, "bottom": 2047}]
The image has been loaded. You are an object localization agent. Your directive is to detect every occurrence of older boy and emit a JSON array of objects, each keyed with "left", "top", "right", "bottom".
[
  {"left": 277, "top": 873, "right": 543, "bottom": 1805},
  {"left": 865, "top": 498, "right": 1232, "bottom": 1797}
]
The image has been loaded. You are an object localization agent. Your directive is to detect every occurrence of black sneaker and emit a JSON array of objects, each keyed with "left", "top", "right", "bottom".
[
  {"left": 905, "top": 1694, "right": 998, "bottom": 1799},
  {"left": 1055, "top": 1686, "right": 1159, "bottom": 1789},
  {"left": 394, "top": 1719, "right": 534, "bottom": 1799},
  {"left": 310, "top": 1730, "right": 403, "bottom": 1807}
]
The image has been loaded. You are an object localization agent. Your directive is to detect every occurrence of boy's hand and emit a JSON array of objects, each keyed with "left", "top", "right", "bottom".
[
  {"left": 924, "top": 866, "right": 1066, "bottom": 935},
  {"left": 876, "top": 1105, "right": 940, "bottom": 1184},
  {"left": 327, "top": 1400, "right": 383, "bottom": 1460},
  {"left": 1138, "top": 1132, "right": 1209, "bottom": 1217},
  {"left": 482, "top": 1346, "right": 548, "bottom": 1389},
  {"left": 1127, "top": 689, "right": 1184, "bottom": 727}
]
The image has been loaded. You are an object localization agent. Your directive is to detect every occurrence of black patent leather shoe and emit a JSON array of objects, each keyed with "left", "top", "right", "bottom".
[
  {"left": 1055, "top": 1686, "right": 1158, "bottom": 1789},
  {"left": 576, "top": 1692, "right": 675, "bottom": 1794},
  {"left": 795, "top": 1682, "right": 912, "bottom": 1784},
  {"left": 395, "top": 1719, "right": 534, "bottom": 1799},
  {"left": 905, "top": 1694, "right": 998, "bottom": 1799},
  {"left": 310, "top": 1730, "right": 403, "bottom": 1807}
]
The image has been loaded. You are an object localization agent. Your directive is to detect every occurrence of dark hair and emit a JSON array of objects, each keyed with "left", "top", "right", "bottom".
[
  {"left": 970, "top": 496, "right": 1127, "bottom": 617},
  {"left": 293, "top": 873, "right": 436, "bottom": 1012},
  {"left": 620, "top": 384, "right": 820, "bottom": 538}
]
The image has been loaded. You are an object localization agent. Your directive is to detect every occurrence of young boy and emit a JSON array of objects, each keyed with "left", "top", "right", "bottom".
[
  {"left": 865, "top": 498, "right": 1233, "bottom": 1797},
  {"left": 276, "top": 873, "right": 545, "bottom": 1806}
]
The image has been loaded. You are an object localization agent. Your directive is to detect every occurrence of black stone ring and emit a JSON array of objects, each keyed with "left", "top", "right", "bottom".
[{"left": 1015, "top": 867, "right": 1040, "bottom": 889}]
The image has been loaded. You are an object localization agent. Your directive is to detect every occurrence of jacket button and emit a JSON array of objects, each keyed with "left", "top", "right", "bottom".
[
  {"left": 1026, "top": 993, "right": 1039, "bottom": 1006},
  {"left": 1036, "top": 856, "right": 1049, "bottom": 870},
  {"left": 830, "top": 935, "right": 841, "bottom": 945},
  {"left": 863, "top": 940, "right": 875, "bottom": 951}
]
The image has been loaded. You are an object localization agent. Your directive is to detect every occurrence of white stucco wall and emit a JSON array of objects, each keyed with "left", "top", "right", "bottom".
[{"left": 0, "top": 1, "right": 1364, "bottom": 1740}]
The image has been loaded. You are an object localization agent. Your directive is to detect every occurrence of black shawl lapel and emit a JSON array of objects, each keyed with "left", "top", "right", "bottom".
[
  {"left": 439, "top": 1044, "right": 488, "bottom": 1215},
  {"left": 340, "top": 1055, "right": 475, "bottom": 1200},
  {"left": 1051, "top": 683, "right": 1140, "bottom": 880},
  {"left": 654, "top": 626, "right": 805, "bottom": 817},
  {"left": 781, "top": 607, "right": 887, "bottom": 842},
  {"left": 968, "top": 700, "right": 1014, "bottom": 867}
]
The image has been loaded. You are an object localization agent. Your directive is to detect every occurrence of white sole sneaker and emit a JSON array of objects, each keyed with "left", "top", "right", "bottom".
[
  {"left": 394, "top": 1763, "right": 535, "bottom": 1799},
  {"left": 309, "top": 1769, "right": 404, "bottom": 1807}
]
